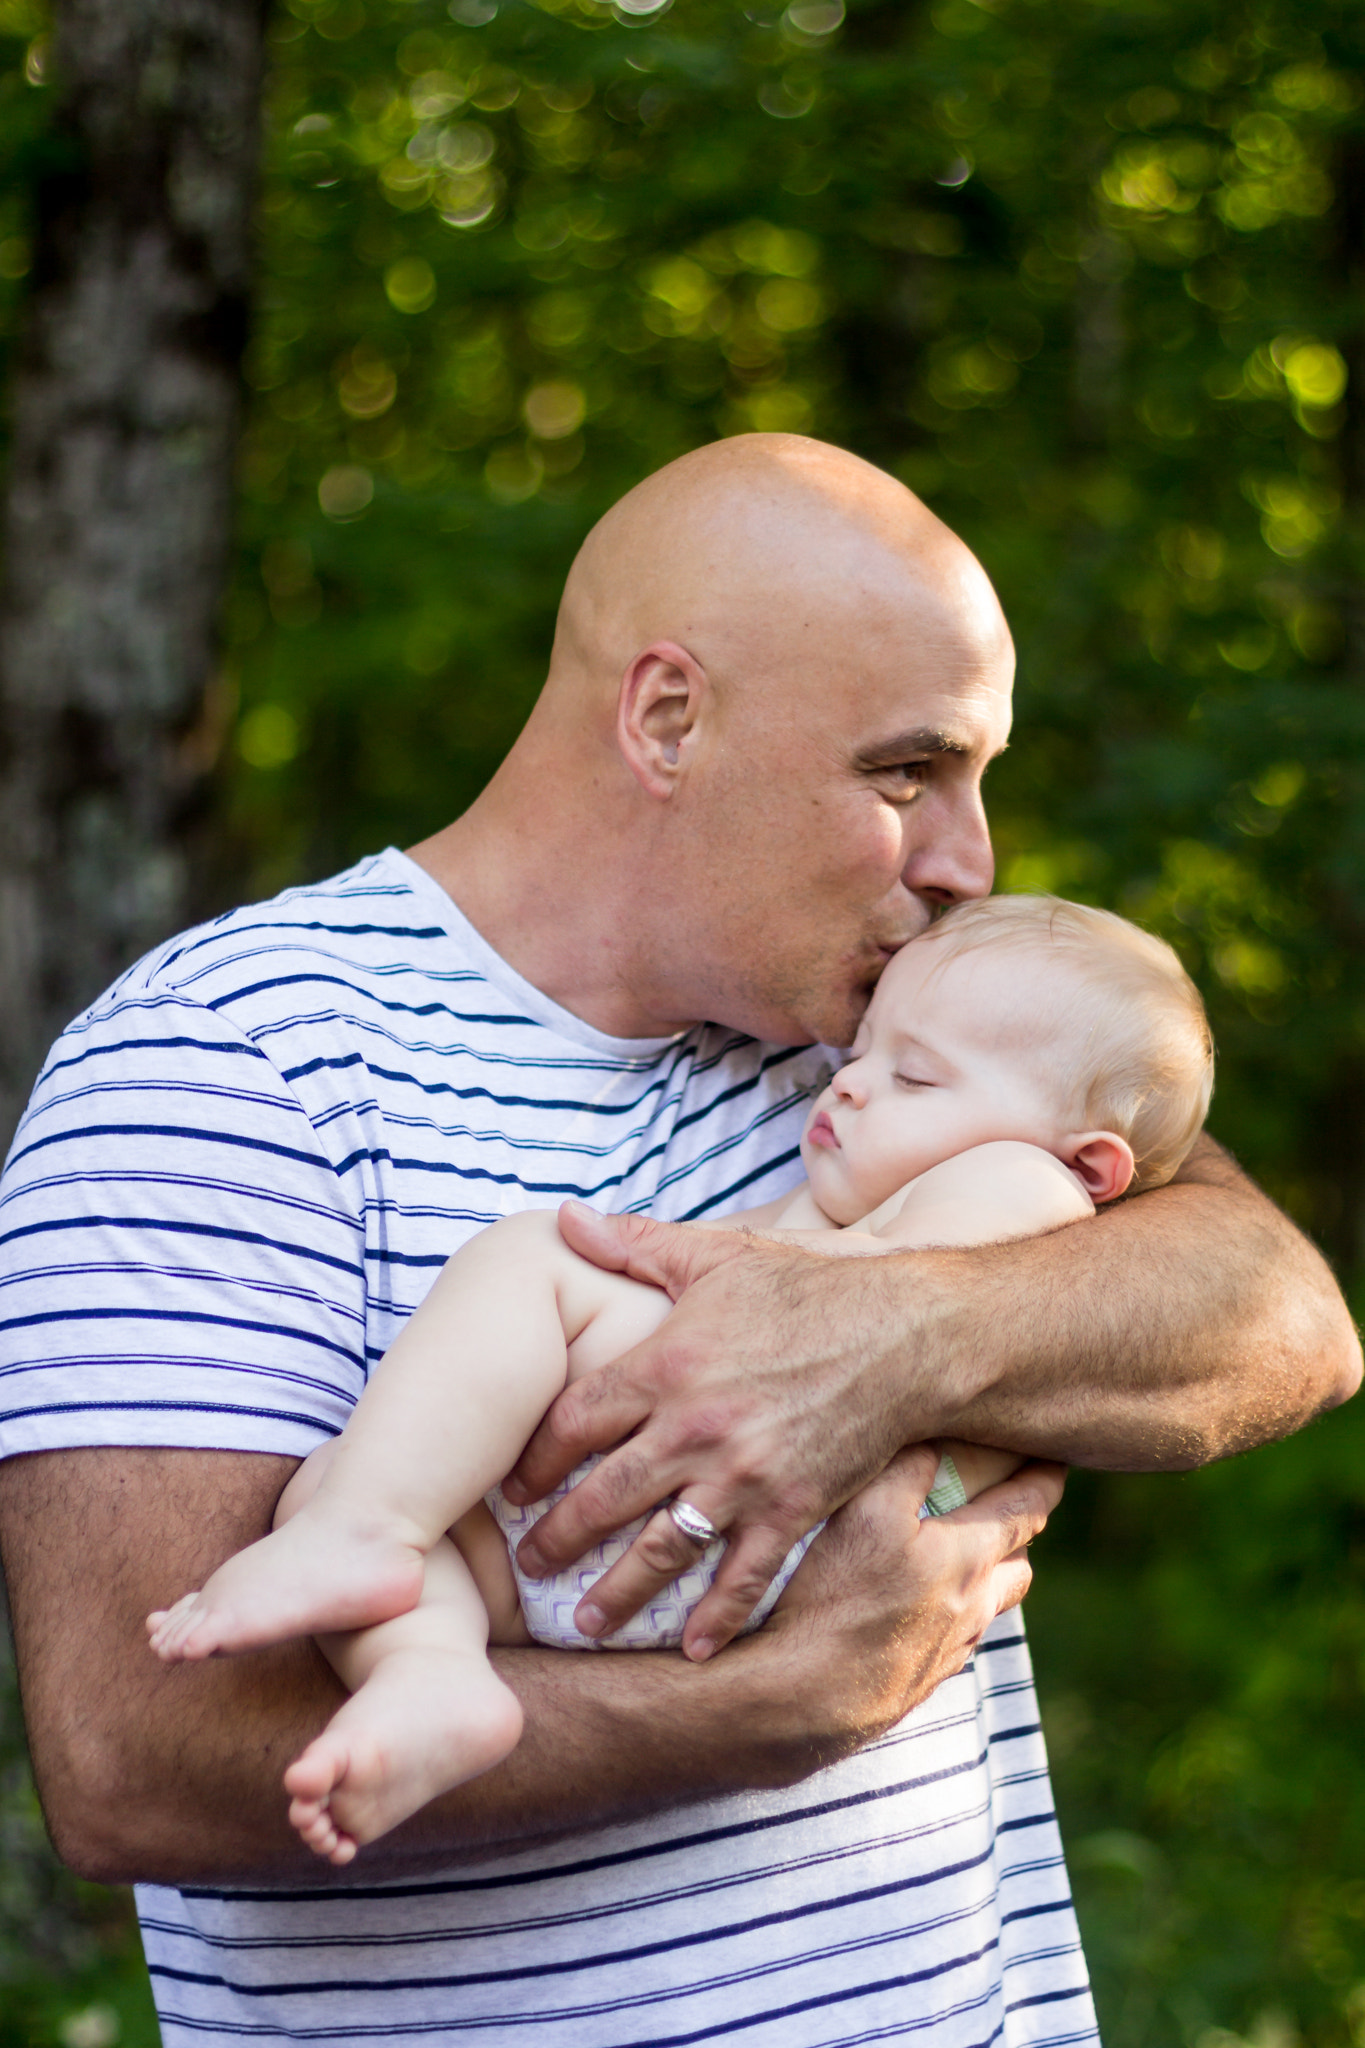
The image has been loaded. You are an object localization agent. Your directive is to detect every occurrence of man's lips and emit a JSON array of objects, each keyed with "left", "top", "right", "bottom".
[{"left": 807, "top": 1110, "right": 840, "bottom": 1151}]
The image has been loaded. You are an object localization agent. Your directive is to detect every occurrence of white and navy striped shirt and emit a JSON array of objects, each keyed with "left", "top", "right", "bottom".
[{"left": 0, "top": 848, "right": 1098, "bottom": 2048}]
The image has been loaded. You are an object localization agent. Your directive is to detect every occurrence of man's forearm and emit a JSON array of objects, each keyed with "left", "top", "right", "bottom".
[
  {"left": 2, "top": 1447, "right": 811, "bottom": 1886},
  {"left": 912, "top": 1135, "right": 1361, "bottom": 1467},
  {"left": 42, "top": 1631, "right": 810, "bottom": 1888},
  {"left": 3, "top": 1444, "right": 1050, "bottom": 1888}
]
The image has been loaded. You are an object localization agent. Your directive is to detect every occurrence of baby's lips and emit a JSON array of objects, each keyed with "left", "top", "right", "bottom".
[{"left": 806, "top": 1109, "right": 840, "bottom": 1150}]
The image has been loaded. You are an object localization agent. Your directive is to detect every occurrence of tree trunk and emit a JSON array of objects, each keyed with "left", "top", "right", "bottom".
[
  {"left": 1316, "top": 134, "right": 1365, "bottom": 1290},
  {"left": 0, "top": 0, "right": 265, "bottom": 1150}
]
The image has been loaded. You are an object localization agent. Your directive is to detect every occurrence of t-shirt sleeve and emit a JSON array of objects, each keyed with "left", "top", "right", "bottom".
[{"left": 0, "top": 987, "right": 367, "bottom": 1460}]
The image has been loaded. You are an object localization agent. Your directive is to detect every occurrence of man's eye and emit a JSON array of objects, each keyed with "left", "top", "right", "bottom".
[{"left": 879, "top": 762, "right": 928, "bottom": 798}]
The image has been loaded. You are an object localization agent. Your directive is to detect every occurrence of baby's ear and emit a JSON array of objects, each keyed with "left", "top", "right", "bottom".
[{"left": 1063, "top": 1131, "right": 1135, "bottom": 1204}]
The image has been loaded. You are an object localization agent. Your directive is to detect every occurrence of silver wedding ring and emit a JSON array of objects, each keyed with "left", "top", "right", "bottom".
[{"left": 667, "top": 1499, "right": 720, "bottom": 1546}]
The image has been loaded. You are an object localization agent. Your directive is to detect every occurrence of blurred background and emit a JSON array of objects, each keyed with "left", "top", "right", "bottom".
[{"left": 0, "top": 0, "right": 1362, "bottom": 2041}]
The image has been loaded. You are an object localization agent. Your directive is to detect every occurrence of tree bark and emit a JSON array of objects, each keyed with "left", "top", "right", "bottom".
[{"left": 0, "top": 0, "right": 265, "bottom": 1150}]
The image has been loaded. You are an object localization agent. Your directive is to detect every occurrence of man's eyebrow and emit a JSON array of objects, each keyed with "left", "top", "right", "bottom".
[{"left": 855, "top": 727, "right": 975, "bottom": 769}]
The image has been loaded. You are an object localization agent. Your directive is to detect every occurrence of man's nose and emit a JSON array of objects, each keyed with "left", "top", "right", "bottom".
[{"left": 904, "top": 786, "right": 995, "bottom": 909}]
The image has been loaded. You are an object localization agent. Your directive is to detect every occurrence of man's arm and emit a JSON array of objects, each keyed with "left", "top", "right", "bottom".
[
  {"left": 0, "top": 1442, "right": 1060, "bottom": 1885},
  {"left": 505, "top": 1135, "right": 1361, "bottom": 1656}
]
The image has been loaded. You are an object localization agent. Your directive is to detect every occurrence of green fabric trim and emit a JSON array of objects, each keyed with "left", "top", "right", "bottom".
[{"left": 922, "top": 1452, "right": 969, "bottom": 1517}]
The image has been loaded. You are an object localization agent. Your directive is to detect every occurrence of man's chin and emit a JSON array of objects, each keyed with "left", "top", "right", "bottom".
[
  {"left": 738, "top": 967, "right": 877, "bottom": 1050},
  {"left": 786, "top": 990, "right": 868, "bottom": 1052},
  {"left": 814, "top": 964, "right": 892, "bottom": 1050}
]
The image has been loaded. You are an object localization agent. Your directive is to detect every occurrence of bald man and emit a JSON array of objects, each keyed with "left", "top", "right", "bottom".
[{"left": 0, "top": 435, "right": 1355, "bottom": 2048}]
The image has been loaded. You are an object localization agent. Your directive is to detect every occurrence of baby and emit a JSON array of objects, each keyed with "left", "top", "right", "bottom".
[{"left": 147, "top": 894, "right": 1213, "bottom": 1865}]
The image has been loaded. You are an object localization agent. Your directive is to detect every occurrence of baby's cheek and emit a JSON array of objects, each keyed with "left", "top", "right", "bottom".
[{"left": 867, "top": 1139, "right": 919, "bottom": 1207}]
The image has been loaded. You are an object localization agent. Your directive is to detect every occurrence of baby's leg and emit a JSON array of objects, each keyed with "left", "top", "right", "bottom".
[
  {"left": 285, "top": 1534, "right": 522, "bottom": 1867},
  {"left": 452, "top": 1500, "right": 531, "bottom": 1647},
  {"left": 147, "top": 1209, "right": 608, "bottom": 1663}
]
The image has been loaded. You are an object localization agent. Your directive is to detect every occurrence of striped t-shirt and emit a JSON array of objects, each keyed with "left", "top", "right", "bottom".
[{"left": 0, "top": 848, "right": 1098, "bottom": 2048}]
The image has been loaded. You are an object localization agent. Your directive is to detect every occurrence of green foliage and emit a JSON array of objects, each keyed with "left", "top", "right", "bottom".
[
  {"left": 205, "top": 0, "right": 1365, "bottom": 1262},
  {"left": 2, "top": 0, "right": 1365, "bottom": 2043},
  {"left": 1031, "top": 1393, "right": 1365, "bottom": 2048}
]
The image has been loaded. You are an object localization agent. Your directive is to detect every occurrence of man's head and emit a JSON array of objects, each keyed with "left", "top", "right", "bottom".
[
  {"left": 441, "top": 433, "right": 1014, "bottom": 1046},
  {"left": 800, "top": 893, "right": 1215, "bottom": 1225}
]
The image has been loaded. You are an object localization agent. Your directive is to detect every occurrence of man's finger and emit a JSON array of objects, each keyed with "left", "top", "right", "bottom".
[
  {"left": 502, "top": 1367, "right": 651, "bottom": 1507},
  {"left": 514, "top": 1437, "right": 669, "bottom": 1575},
  {"left": 989, "top": 1554, "right": 1034, "bottom": 1619},
  {"left": 556, "top": 1201, "right": 743, "bottom": 1300},
  {"left": 571, "top": 1495, "right": 734, "bottom": 1641},
  {"left": 965, "top": 1462, "right": 1066, "bottom": 1557},
  {"left": 679, "top": 1524, "right": 803, "bottom": 1661}
]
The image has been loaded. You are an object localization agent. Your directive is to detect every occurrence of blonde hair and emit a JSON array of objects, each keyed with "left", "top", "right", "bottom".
[{"left": 917, "top": 894, "right": 1214, "bottom": 1193}]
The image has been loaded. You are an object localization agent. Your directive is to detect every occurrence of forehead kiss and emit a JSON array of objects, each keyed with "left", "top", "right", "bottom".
[
  {"left": 455, "top": 433, "right": 1018, "bottom": 1049},
  {"left": 612, "top": 442, "right": 1017, "bottom": 1045},
  {"left": 852, "top": 938, "right": 1077, "bottom": 1097}
]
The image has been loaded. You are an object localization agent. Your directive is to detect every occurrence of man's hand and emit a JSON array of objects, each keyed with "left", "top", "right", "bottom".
[
  {"left": 764, "top": 1447, "right": 1065, "bottom": 1750},
  {"left": 0, "top": 1443, "right": 1063, "bottom": 1884},
  {"left": 505, "top": 1149, "right": 1361, "bottom": 1658},
  {"left": 505, "top": 1204, "right": 915, "bottom": 1659}
]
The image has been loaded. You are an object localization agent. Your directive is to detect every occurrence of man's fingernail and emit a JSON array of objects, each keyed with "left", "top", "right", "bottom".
[
  {"left": 501, "top": 1476, "right": 527, "bottom": 1504},
  {"left": 561, "top": 1199, "right": 591, "bottom": 1218},
  {"left": 519, "top": 1542, "right": 546, "bottom": 1577},
  {"left": 688, "top": 1637, "right": 715, "bottom": 1662},
  {"left": 577, "top": 1603, "right": 606, "bottom": 1637}
]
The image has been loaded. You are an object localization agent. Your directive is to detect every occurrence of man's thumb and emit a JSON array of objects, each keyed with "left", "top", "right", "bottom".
[{"left": 557, "top": 1200, "right": 725, "bottom": 1298}]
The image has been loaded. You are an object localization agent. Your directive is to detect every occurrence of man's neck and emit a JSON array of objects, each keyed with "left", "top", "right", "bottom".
[{"left": 407, "top": 798, "right": 697, "bottom": 1043}]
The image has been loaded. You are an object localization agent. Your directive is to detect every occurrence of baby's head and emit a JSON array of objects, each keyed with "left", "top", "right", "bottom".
[{"left": 800, "top": 893, "right": 1214, "bottom": 1227}]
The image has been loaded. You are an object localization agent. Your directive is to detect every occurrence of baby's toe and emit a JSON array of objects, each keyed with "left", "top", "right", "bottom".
[
  {"left": 284, "top": 1744, "right": 346, "bottom": 1802},
  {"left": 294, "top": 1808, "right": 335, "bottom": 1850},
  {"left": 150, "top": 1594, "right": 212, "bottom": 1660}
]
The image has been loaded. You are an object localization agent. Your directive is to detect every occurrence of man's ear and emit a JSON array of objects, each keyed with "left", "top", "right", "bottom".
[
  {"left": 616, "top": 642, "right": 708, "bottom": 800},
  {"left": 1062, "top": 1131, "right": 1136, "bottom": 1204}
]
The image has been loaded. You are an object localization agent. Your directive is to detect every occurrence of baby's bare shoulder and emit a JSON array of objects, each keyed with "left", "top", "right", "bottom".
[
  {"left": 917, "top": 1140, "right": 1081, "bottom": 1192},
  {"left": 868, "top": 1142, "right": 1093, "bottom": 1251}
]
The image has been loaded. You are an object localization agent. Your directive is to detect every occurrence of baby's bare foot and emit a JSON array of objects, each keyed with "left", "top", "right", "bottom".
[
  {"left": 283, "top": 1650, "right": 523, "bottom": 1864},
  {"left": 146, "top": 1510, "right": 426, "bottom": 1662}
]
